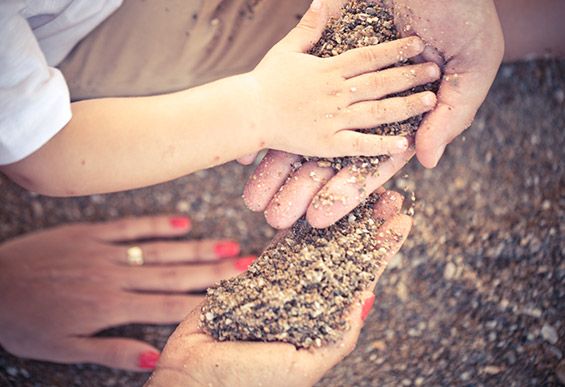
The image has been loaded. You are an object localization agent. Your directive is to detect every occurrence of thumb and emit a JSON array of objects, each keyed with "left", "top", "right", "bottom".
[
  {"left": 276, "top": 0, "right": 328, "bottom": 52},
  {"left": 64, "top": 337, "right": 161, "bottom": 372}
]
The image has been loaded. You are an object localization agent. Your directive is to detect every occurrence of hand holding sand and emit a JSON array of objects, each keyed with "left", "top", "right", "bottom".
[
  {"left": 147, "top": 190, "right": 412, "bottom": 387},
  {"left": 243, "top": 0, "right": 504, "bottom": 229},
  {"left": 247, "top": 0, "right": 437, "bottom": 158}
]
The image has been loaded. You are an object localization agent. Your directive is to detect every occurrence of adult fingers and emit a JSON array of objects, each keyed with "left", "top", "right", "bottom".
[
  {"left": 275, "top": 0, "right": 328, "bottom": 53},
  {"left": 330, "top": 131, "right": 409, "bottom": 157},
  {"left": 293, "top": 291, "right": 374, "bottom": 380},
  {"left": 90, "top": 215, "right": 191, "bottom": 242},
  {"left": 307, "top": 150, "right": 414, "bottom": 228},
  {"left": 346, "top": 63, "right": 441, "bottom": 103},
  {"left": 372, "top": 189, "right": 404, "bottom": 221},
  {"left": 265, "top": 161, "right": 335, "bottom": 229},
  {"left": 237, "top": 153, "right": 258, "bottom": 165},
  {"left": 416, "top": 71, "right": 493, "bottom": 168},
  {"left": 63, "top": 337, "right": 161, "bottom": 372},
  {"left": 366, "top": 212, "right": 413, "bottom": 293},
  {"left": 120, "top": 259, "right": 254, "bottom": 292},
  {"left": 331, "top": 36, "right": 425, "bottom": 78},
  {"left": 243, "top": 150, "right": 301, "bottom": 212},
  {"left": 114, "top": 239, "right": 241, "bottom": 265},
  {"left": 109, "top": 293, "right": 203, "bottom": 326},
  {"left": 344, "top": 92, "right": 436, "bottom": 129}
]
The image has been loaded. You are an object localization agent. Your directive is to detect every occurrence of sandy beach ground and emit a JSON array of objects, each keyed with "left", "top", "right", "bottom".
[{"left": 0, "top": 59, "right": 563, "bottom": 386}]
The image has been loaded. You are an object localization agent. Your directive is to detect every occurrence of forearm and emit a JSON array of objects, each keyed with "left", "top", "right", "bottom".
[{"left": 2, "top": 74, "right": 262, "bottom": 196}]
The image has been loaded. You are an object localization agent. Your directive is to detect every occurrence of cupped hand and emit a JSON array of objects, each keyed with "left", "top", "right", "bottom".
[
  {"left": 0, "top": 215, "right": 253, "bottom": 371},
  {"left": 147, "top": 190, "right": 412, "bottom": 387},
  {"left": 388, "top": 0, "right": 504, "bottom": 167},
  {"left": 246, "top": 1, "right": 439, "bottom": 158},
  {"left": 243, "top": 0, "right": 504, "bottom": 229}
]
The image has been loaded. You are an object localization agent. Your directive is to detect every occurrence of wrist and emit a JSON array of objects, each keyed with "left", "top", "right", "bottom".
[{"left": 234, "top": 72, "right": 272, "bottom": 152}]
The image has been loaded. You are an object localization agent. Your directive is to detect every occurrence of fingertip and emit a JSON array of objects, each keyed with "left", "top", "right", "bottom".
[
  {"left": 416, "top": 143, "right": 445, "bottom": 168},
  {"left": 306, "top": 210, "right": 335, "bottom": 229},
  {"left": 169, "top": 216, "right": 191, "bottom": 231},
  {"left": 421, "top": 91, "right": 437, "bottom": 108},
  {"left": 372, "top": 190, "right": 404, "bottom": 220},
  {"left": 360, "top": 292, "right": 376, "bottom": 321},
  {"left": 406, "top": 36, "right": 425, "bottom": 55},
  {"left": 265, "top": 208, "right": 295, "bottom": 230},
  {"left": 138, "top": 350, "right": 160, "bottom": 370}
]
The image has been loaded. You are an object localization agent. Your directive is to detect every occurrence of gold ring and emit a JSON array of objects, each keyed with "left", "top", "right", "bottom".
[{"left": 127, "top": 246, "right": 144, "bottom": 266}]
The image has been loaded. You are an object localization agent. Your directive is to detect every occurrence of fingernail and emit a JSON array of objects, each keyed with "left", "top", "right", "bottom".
[
  {"left": 427, "top": 64, "right": 440, "bottom": 78},
  {"left": 395, "top": 138, "right": 409, "bottom": 152},
  {"left": 310, "top": 0, "right": 322, "bottom": 10},
  {"left": 170, "top": 216, "right": 190, "bottom": 230},
  {"left": 138, "top": 351, "right": 160, "bottom": 370},
  {"left": 214, "top": 241, "right": 241, "bottom": 258},
  {"left": 422, "top": 92, "right": 436, "bottom": 107},
  {"left": 234, "top": 256, "right": 257, "bottom": 272},
  {"left": 431, "top": 144, "right": 446, "bottom": 167},
  {"left": 361, "top": 294, "right": 376, "bottom": 321}
]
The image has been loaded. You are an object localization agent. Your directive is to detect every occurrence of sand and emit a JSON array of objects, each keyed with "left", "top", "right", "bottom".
[{"left": 200, "top": 0, "right": 428, "bottom": 348}]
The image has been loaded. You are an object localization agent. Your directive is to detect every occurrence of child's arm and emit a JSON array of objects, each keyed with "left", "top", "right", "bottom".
[{"left": 1, "top": 3, "right": 436, "bottom": 196}]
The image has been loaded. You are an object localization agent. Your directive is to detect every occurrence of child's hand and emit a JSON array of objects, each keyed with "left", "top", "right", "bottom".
[{"left": 245, "top": 1, "right": 439, "bottom": 158}]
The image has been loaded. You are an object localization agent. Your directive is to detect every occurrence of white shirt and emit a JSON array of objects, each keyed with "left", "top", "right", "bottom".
[{"left": 0, "top": 0, "right": 122, "bottom": 165}]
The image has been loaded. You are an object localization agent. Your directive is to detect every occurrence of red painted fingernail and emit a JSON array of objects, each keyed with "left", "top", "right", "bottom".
[
  {"left": 214, "top": 241, "right": 241, "bottom": 258},
  {"left": 138, "top": 351, "right": 160, "bottom": 370},
  {"left": 234, "top": 256, "right": 257, "bottom": 272},
  {"left": 170, "top": 217, "right": 191, "bottom": 230},
  {"left": 361, "top": 295, "right": 376, "bottom": 321}
]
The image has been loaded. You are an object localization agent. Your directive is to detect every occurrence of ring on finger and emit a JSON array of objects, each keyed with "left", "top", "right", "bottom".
[{"left": 126, "top": 246, "right": 144, "bottom": 266}]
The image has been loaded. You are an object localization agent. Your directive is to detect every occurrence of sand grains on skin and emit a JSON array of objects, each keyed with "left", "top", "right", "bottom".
[{"left": 200, "top": 0, "right": 433, "bottom": 348}]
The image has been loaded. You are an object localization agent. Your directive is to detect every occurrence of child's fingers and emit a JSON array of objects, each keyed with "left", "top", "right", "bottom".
[
  {"left": 344, "top": 92, "right": 436, "bottom": 129},
  {"left": 330, "top": 131, "right": 409, "bottom": 157},
  {"left": 243, "top": 150, "right": 301, "bottom": 212},
  {"left": 90, "top": 215, "right": 191, "bottom": 242},
  {"left": 331, "top": 37, "right": 425, "bottom": 78},
  {"left": 264, "top": 161, "right": 335, "bottom": 229},
  {"left": 346, "top": 63, "right": 441, "bottom": 103},
  {"left": 306, "top": 150, "right": 414, "bottom": 228},
  {"left": 236, "top": 153, "right": 258, "bottom": 165},
  {"left": 275, "top": 0, "right": 329, "bottom": 53}
]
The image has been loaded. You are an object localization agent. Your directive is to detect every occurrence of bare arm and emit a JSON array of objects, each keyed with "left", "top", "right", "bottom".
[{"left": 1, "top": 75, "right": 259, "bottom": 196}]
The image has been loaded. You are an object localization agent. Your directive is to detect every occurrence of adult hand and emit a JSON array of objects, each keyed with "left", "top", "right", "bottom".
[
  {"left": 389, "top": 0, "right": 504, "bottom": 167},
  {"left": 243, "top": 0, "right": 504, "bottom": 229},
  {"left": 148, "top": 190, "right": 412, "bottom": 387},
  {"left": 0, "top": 215, "right": 253, "bottom": 371}
]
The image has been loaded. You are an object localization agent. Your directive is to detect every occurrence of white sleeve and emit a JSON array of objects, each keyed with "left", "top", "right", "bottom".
[{"left": 0, "top": 2, "right": 71, "bottom": 165}]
